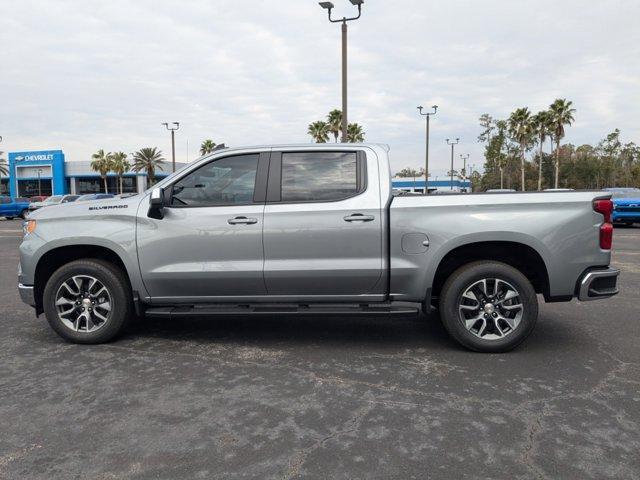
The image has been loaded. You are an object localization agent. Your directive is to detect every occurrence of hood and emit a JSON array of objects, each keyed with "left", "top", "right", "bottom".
[
  {"left": 28, "top": 194, "right": 144, "bottom": 220},
  {"left": 612, "top": 197, "right": 640, "bottom": 206}
]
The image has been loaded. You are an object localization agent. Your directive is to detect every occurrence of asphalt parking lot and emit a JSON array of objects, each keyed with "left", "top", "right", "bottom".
[{"left": 0, "top": 218, "right": 638, "bottom": 480}]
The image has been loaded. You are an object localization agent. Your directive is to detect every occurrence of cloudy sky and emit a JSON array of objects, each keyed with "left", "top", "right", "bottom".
[{"left": 1, "top": 0, "right": 639, "bottom": 176}]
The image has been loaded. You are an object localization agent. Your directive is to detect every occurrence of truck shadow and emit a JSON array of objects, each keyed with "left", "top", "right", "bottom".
[{"left": 122, "top": 311, "right": 582, "bottom": 354}]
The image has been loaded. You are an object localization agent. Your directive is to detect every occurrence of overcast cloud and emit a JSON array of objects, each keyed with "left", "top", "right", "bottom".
[{"left": 1, "top": 0, "right": 639, "bottom": 176}]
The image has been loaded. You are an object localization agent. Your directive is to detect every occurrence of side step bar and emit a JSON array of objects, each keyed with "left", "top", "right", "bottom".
[{"left": 144, "top": 303, "right": 419, "bottom": 319}]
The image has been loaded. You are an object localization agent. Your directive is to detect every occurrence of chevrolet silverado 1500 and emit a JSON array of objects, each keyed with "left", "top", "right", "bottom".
[{"left": 18, "top": 144, "right": 620, "bottom": 351}]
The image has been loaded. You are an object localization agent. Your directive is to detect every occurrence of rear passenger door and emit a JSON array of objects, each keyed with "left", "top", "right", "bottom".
[{"left": 262, "top": 149, "right": 384, "bottom": 299}]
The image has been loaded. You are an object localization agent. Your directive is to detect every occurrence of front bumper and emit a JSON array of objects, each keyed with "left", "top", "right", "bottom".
[
  {"left": 578, "top": 267, "right": 620, "bottom": 301},
  {"left": 18, "top": 283, "right": 36, "bottom": 307}
]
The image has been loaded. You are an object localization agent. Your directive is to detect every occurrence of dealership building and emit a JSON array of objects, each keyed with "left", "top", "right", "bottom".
[
  {"left": 3, "top": 150, "right": 187, "bottom": 198},
  {"left": 2, "top": 149, "right": 471, "bottom": 198}
]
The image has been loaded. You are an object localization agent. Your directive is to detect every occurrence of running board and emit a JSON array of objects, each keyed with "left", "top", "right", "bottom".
[{"left": 144, "top": 303, "right": 419, "bottom": 319}]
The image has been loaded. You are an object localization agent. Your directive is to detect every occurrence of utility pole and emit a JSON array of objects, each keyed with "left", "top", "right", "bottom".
[
  {"left": 417, "top": 105, "right": 438, "bottom": 194},
  {"left": 319, "top": 0, "right": 364, "bottom": 143},
  {"left": 162, "top": 122, "right": 180, "bottom": 172},
  {"left": 446, "top": 138, "right": 460, "bottom": 191}
]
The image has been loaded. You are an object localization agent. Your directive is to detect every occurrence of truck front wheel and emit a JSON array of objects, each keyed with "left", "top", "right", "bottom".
[
  {"left": 43, "top": 259, "right": 132, "bottom": 344},
  {"left": 439, "top": 261, "right": 538, "bottom": 352}
]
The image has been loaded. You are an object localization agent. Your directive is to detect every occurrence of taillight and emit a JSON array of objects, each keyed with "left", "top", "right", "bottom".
[{"left": 593, "top": 199, "right": 613, "bottom": 249}]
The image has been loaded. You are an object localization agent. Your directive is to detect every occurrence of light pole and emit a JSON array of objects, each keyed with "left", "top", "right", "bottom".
[
  {"left": 162, "top": 122, "right": 180, "bottom": 173},
  {"left": 417, "top": 105, "right": 437, "bottom": 194},
  {"left": 319, "top": 0, "right": 364, "bottom": 143},
  {"left": 460, "top": 153, "right": 469, "bottom": 191},
  {"left": 37, "top": 168, "right": 43, "bottom": 197},
  {"left": 446, "top": 138, "right": 460, "bottom": 191}
]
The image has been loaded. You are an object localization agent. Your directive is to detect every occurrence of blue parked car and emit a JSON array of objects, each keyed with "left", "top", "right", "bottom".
[
  {"left": 603, "top": 188, "right": 640, "bottom": 226},
  {"left": 0, "top": 196, "right": 31, "bottom": 219}
]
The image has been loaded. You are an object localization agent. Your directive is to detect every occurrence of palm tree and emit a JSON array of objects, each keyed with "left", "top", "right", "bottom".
[
  {"left": 0, "top": 152, "right": 7, "bottom": 177},
  {"left": 110, "top": 152, "right": 131, "bottom": 194},
  {"left": 91, "top": 149, "right": 113, "bottom": 194},
  {"left": 531, "top": 111, "right": 553, "bottom": 191},
  {"left": 327, "top": 109, "right": 343, "bottom": 143},
  {"left": 347, "top": 123, "right": 365, "bottom": 143},
  {"left": 508, "top": 107, "right": 533, "bottom": 191},
  {"left": 132, "top": 147, "right": 165, "bottom": 187},
  {"left": 307, "top": 121, "right": 330, "bottom": 143},
  {"left": 200, "top": 139, "right": 217, "bottom": 156},
  {"left": 0, "top": 153, "right": 7, "bottom": 195},
  {"left": 549, "top": 98, "right": 576, "bottom": 188}
]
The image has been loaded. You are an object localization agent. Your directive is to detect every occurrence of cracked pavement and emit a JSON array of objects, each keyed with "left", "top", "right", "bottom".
[{"left": 1, "top": 219, "right": 639, "bottom": 479}]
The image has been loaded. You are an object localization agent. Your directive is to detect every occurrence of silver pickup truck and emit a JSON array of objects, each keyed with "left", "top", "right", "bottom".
[{"left": 18, "top": 144, "right": 619, "bottom": 352}]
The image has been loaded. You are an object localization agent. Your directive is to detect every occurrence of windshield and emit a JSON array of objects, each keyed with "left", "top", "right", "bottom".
[
  {"left": 611, "top": 190, "right": 640, "bottom": 199},
  {"left": 45, "top": 196, "right": 63, "bottom": 203}
]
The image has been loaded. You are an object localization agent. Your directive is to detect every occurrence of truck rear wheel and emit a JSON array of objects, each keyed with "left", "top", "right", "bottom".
[
  {"left": 43, "top": 259, "right": 132, "bottom": 344},
  {"left": 439, "top": 261, "right": 538, "bottom": 352}
]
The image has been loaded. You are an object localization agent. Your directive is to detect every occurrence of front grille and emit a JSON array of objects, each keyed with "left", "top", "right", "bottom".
[{"left": 616, "top": 205, "right": 640, "bottom": 212}]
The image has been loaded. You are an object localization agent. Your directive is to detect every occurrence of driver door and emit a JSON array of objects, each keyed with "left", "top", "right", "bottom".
[{"left": 137, "top": 151, "right": 269, "bottom": 302}]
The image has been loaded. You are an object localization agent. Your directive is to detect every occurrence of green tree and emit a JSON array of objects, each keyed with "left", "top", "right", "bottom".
[
  {"left": 347, "top": 123, "right": 365, "bottom": 143},
  {"left": 110, "top": 152, "right": 131, "bottom": 194},
  {"left": 132, "top": 147, "right": 165, "bottom": 187},
  {"left": 307, "top": 121, "right": 330, "bottom": 143},
  {"left": 531, "top": 110, "right": 554, "bottom": 190},
  {"left": 395, "top": 167, "right": 424, "bottom": 181},
  {"left": 200, "top": 139, "right": 217, "bottom": 156},
  {"left": 327, "top": 109, "right": 342, "bottom": 143},
  {"left": 478, "top": 114, "right": 494, "bottom": 143},
  {"left": 508, "top": 107, "right": 533, "bottom": 191},
  {"left": 91, "top": 149, "right": 113, "bottom": 194},
  {"left": 549, "top": 98, "right": 576, "bottom": 188}
]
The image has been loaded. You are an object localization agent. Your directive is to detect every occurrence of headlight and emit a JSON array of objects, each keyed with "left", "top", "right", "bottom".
[{"left": 23, "top": 219, "right": 37, "bottom": 236}]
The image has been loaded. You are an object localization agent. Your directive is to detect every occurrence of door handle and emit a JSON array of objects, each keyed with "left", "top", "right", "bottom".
[
  {"left": 343, "top": 213, "right": 375, "bottom": 222},
  {"left": 228, "top": 216, "right": 258, "bottom": 225}
]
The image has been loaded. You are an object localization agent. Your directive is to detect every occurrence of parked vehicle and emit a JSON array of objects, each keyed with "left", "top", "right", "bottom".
[
  {"left": 19, "top": 144, "right": 619, "bottom": 352},
  {"left": 603, "top": 188, "right": 640, "bottom": 226},
  {"left": 0, "top": 196, "right": 30, "bottom": 219},
  {"left": 486, "top": 188, "right": 516, "bottom": 192},
  {"left": 28, "top": 194, "right": 80, "bottom": 211},
  {"left": 76, "top": 194, "right": 115, "bottom": 202},
  {"left": 29, "top": 196, "right": 47, "bottom": 203}
]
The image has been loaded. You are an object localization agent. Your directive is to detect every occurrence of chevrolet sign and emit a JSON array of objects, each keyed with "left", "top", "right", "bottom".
[{"left": 18, "top": 154, "right": 55, "bottom": 161}]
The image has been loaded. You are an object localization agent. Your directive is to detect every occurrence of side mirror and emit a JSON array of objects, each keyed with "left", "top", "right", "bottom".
[{"left": 148, "top": 187, "right": 166, "bottom": 219}]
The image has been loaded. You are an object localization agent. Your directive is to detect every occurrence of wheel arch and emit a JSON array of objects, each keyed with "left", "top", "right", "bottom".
[
  {"left": 33, "top": 243, "right": 138, "bottom": 315},
  {"left": 430, "top": 240, "right": 551, "bottom": 303}
]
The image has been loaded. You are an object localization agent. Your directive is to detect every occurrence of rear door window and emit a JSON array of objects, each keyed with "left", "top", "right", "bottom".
[{"left": 279, "top": 152, "right": 364, "bottom": 202}]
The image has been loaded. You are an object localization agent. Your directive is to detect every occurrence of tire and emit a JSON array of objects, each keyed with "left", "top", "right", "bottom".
[
  {"left": 6, "top": 216, "right": 14, "bottom": 220},
  {"left": 43, "top": 259, "right": 132, "bottom": 344},
  {"left": 19, "top": 210, "right": 28, "bottom": 219},
  {"left": 439, "top": 261, "right": 538, "bottom": 353}
]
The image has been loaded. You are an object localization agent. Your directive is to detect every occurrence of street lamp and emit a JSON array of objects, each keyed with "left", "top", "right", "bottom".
[
  {"left": 319, "top": 0, "right": 364, "bottom": 143},
  {"left": 162, "top": 122, "right": 180, "bottom": 173},
  {"left": 37, "top": 168, "right": 43, "bottom": 197},
  {"left": 460, "top": 153, "right": 470, "bottom": 191},
  {"left": 446, "top": 138, "right": 460, "bottom": 191},
  {"left": 460, "top": 153, "right": 469, "bottom": 190},
  {"left": 417, "top": 105, "right": 437, "bottom": 194}
]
